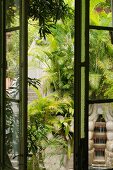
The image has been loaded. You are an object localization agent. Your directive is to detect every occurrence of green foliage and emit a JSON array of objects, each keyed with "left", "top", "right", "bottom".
[
  {"left": 90, "top": 0, "right": 111, "bottom": 26},
  {"left": 5, "top": 95, "right": 14, "bottom": 153},
  {"left": 28, "top": 92, "right": 74, "bottom": 159},
  {"left": 28, "top": 0, "right": 73, "bottom": 38},
  {"left": 5, "top": 0, "right": 74, "bottom": 168},
  {"left": 29, "top": 18, "right": 74, "bottom": 98},
  {"left": 89, "top": 32, "right": 113, "bottom": 99},
  {"left": 6, "top": 31, "right": 19, "bottom": 78},
  {"left": 89, "top": 1, "right": 113, "bottom": 99},
  {"left": 6, "top": 0, "right": 19, "bottom": 28},
  {"left": 28, "top": 77, "right": 40, "bottom": 89},
  {"left": 5, "top": 91, "right": 19, "bottom": 158},
  {"left": 28, "top": 20, "right": 39, "bottom": 48},
  {"left": 27, "top": 4, "right": 74, "bottom": 168},
  {"left": 6, "top": 0, "right": 73, "bottom": 38}
]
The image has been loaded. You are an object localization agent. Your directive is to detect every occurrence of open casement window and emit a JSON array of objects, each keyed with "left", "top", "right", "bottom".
[
  {"left": 0, "top": 0, "right": 28, "bottom": 170},
  {"left": 75, "top": 0, "right": 113, "bottom": 170},
  {"left": 75, "top": 0, "right": 88, "bottom": 169}
]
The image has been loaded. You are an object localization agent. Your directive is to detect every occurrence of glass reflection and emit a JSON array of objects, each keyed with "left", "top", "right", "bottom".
[
  {"left": 6, "top": 0, "right": 20, "bottom": 29},
  {"left": 6, "top": 101, "right": 19, "bottom": 169},
  {"left": 90, "top": 0, "right": 112, "bottom": 27},
  {"left": 6, "top": 31, "right": 19, "bottom": 99},
  {"left": 89, "top": 30, "right": 113, "bottom": 100}
]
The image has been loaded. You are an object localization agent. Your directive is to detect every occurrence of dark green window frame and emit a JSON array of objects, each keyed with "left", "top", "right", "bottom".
[
  {"left": 75, "top": 0, "right": 89, "bottom": 169},
  {"left": 0, "top": 0, "right": 28, "bottom": 169},
  {"left": 75, "top": 0, "right": 113, "bottom": 170}
]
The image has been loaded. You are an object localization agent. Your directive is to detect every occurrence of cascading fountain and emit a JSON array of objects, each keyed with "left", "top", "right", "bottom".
[
  {"left": 93, "top": 114, "right": 106, "bottom": 166},
  {"left": 88, "top": 104, "right": 113, "bottom": 170}
]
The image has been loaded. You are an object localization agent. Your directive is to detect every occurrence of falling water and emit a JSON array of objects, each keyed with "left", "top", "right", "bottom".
[{"left": 93, "top": 114, "right": 106, "bottom": 165}]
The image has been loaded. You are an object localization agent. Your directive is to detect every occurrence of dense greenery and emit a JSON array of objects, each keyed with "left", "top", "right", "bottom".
[
  {"left": 6, "top": 31, "right": 19, "bottom": 78},
  {"left": 28, "top": 93, "right": 74, "bottom": 169},
  {"left": 29, "top": 20, "right": 74, "bottom": 97},
  {"left": 27, "top": 1, "right": 74, "bottom": 169},
  {"left": 89, "top": 0, "right": 113, "bottom": 99},
  {"left": 6, "top": 0, "right": 113, "bottom": 169},
  {"left": 6, "top": 4, "right": 74, "bottom": 169},
  {"left": 6, "top": 0, "right": 73, "bottom": 38},
  {"left": 28, "top": 0, "right": 73, "bottom": 38}
]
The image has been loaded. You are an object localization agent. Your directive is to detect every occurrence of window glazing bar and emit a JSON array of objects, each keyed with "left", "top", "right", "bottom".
[
  {"left": 5, "top": 26, "right": 20, "bottom": 32},
  {"left": 19, "top": 0, "right": 28, "bottom": 169},
  {"left": 5, "top": 98, "right": 20, "bottom": 103},
  {"left": 89, "top": 25, "right": 113, "bottom": 31},
  {"left": 85, "top": 0, "right": 89, "bottom": 169},
  {"left": 0, "top": 0, "right": 6, "bottom": 169},
  {"left": 74, "top": 0, "right": 82, "bottom": 169},
  {"left": 75, "top": 0, "right": 89, "bottom": 169},
  {"left": 89, "top": 99, "right": 113, "bottom": 104},
  {"left": 0, "top": 0, "right": 28, "bottom": 169},
  {"left": 80, "top": 62, "right": 86, "bottom": 67}
]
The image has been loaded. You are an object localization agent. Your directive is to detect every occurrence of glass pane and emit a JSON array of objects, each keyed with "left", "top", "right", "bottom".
[
  {"left": 5, "top": 101, "right": 19, "bottom": 169},
  {"left": 81, "top": 67, "right": 85, "bottom": 138},
  {"left": 6, "top": 0, "right": 20, "bottom": 29},
  {"left": 81, "top": 0, "right": 85, "bottom": 62},
  {"left": 90, "top": 0, "right": 112, "bottom": 27},
  {"left": 88, "top": 103, "right": 113, "bottom": 168},
  {"left": 6, "top": 31, "right": 19, "bottom": 99},
  {"left": 89, "top": 29, "right": 113, "bottom": 100}
]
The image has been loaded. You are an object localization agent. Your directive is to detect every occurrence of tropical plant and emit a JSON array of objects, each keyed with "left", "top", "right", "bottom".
[
  {"left": 27, "top": 91, "right": 74, "bottom": 169},
  {"left": 4, "top": 0, "right": 74, "bottom": 169},
  {"left": 28, "top": 16, "right": 74, "bottom": 98},
  {"left": 6, "top": 0, "right": 19, "bottom": 28},
  {"left": 90, "top": 0, "right": 111, "bottom": 26},
  {"left": 6, "top": 0, "right": 73, "bottom": 38},
  {"left": 28, "top": 0, "right": 73, "bottom": 38},
  {"left": 27, "top": 2, "right": 74, "bottom": 169},
  {"left": 6, "top": 31, "right": 19, "bottom": 79},
  {"left": 89, "top": 0, "right": 113, "bottom": 99}
]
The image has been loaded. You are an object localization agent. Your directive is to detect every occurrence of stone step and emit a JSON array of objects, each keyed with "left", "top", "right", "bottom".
[
  {"left": 93, "top": 158, "right": 105, "bottom": 165},
  {"left": 89, "top": 166, "right": 113, "bottom": 170}
]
